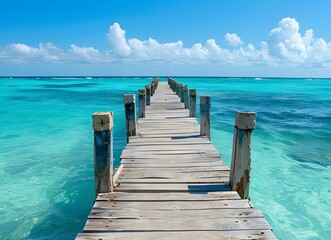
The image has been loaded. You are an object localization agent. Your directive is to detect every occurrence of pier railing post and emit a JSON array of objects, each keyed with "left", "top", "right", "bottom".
[
  {"left": 151, "top": 82, "right": 155, "bottom": 96},
  {"left": 175, "top": 82, "right": 180, "bottom": 96},
  {"left": 179, "top": 84, "right": 184, "bottom": 102},
  {"left": 138, "top": 89, "right": 146, "bottom": 118},
  {"left": 124, "top": 94, "right": 137, "bottom": 142},
  {"left": 200, "top": 96, "right": 211, "bottom": 139},
  {"left": 189, "top": 89, "right": 196, "bottom": 117},
  {"left": 145, "top": 85, "right": 151, "bottom": 105},
  {"left": 154, "top": 78, "right": 160, "bottom": 89},
  {"left": 229, "top": 112, "right": 256, "bottom": 199},
  {"left": 92, "top": 112, "right": 114, "bottom": 194},
  {"left": 183, "top": 85, "right": 190, "bottom": 109}
]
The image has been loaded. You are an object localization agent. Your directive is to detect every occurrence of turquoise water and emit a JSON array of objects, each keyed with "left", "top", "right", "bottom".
[{"left": 0, "top": 77, "right": 330, "bottom": 239}]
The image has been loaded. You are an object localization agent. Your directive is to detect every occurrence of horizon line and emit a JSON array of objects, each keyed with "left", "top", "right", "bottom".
[{"left": 1, "top": 76, "right": 331, "bottom": 79}]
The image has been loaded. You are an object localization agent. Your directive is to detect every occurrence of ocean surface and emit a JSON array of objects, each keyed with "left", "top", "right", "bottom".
[{"left": 0, "top": 77, "right": 330, "bottom": 239}]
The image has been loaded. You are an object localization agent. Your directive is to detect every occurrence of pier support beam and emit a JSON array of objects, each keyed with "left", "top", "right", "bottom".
[
  {"left": 145, "top": 85, "right": 151, "bottom": 105},
  {"left": 124, "top": 94, "right": 137, "bottom": 142},
  {"left": 92, "top": 112, "right": 114, "bottom": 194},
  {"left": 183, "top": 85, "right": 190, "bottom": 109},
  {"left": 229, "top": 112, "right": 256, "bottom": 199},
  {"left": 200, "top": 96, "right": 211, "bottom": 139},
  {"left": 138, "top": 89, "right": 146, "bottom": 118},
  {"left": 189, "top": 89, "right": 196, "bottom": 117}
]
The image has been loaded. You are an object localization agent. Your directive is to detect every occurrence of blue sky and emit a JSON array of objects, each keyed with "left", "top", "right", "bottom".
[{"left": 1, "top": 0, "right": 331, "bottom": 77}]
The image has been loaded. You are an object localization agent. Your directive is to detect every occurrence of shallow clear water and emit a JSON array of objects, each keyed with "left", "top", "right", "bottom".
[{"left": 0, "top": 77, "right": 330, "bottom": 239}]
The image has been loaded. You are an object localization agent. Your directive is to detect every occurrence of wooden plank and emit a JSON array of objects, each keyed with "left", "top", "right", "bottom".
[
  {"left": 94, "top": 199, "right": 251, "bottom": 210},
  {"left": 119, "top": 168, "right": 229, "bottom": 178},
  {"left": 83, "top": 217, "right": 271, "bottom": 232},
  {"left": 124, "top": 143, "right": 216, "bottom": 150},
  {"left": 120, "top": 157, "right": 222, "bottom": 163},
  {"left": 88, "top": 207, "right": 263, "bottom": 219},
  {"left": 117, "top": 178, "right": 228, "bottom": 184},
  {"left": 96, "top": 191, "right": 241, "bottom": 201},
  {"left": 120, "top": 154, "right": 221, "bottom": 159},
  {"left": 128, "top": 138, "right": 210, "bottom": 144},
  {"left": 113, "top": 183, "right": 231, "bottom": 192},
  {"left": 77, "top": 230, "right": 276, "bottom": 240},
  {"left": 120, "top": 163, "right": 229, "bottom": 168}
]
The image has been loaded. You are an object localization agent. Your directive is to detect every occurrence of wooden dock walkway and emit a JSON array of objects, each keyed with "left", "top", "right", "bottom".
[{"left": 76, "top": 79, "right": 276, "bottom": 239}]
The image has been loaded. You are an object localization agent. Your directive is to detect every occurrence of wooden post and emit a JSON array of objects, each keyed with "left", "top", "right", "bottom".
[
  {"left": 154, "top": 78, "right": 160, "bottom": 89},
  {"left": 138, "top": 89, "right": 146, "bottom": 118},
  {"left": 179, "top": 84, "right": 184, "bottom": 102},
  {"left": 200, "top": 96, "right": 210, "bottom": 139},
  {"left": 92, "top": 112, "right": 114, "bottom": 194},
  {"left": 151, "top": 82, "right": 155, "bottom": 96},
  {"left": 145, "top": 85, "right": 151, "bottom": 105},
  {"left": 183, "top": 85, "right": 190, "bottom": 109},
  {"left": 189, "top": 89, "right": 196, "bottom": 117},
  {"left": 175, "top": 82, "right": 179, "bottom": 96},
  {"left": 124, "top": 94, "right": 137, "bottom": 142},
  {"left": 229, "top": 112, "right": 256, "bottom": 199}
]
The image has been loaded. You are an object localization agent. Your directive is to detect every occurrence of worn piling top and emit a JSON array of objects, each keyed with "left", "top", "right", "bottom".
[{"left": 76, "top": 82, "right": 275, "bottom": 239}]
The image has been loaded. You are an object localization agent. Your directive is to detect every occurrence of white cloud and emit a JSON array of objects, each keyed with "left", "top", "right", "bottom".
[
  {"left": 70, "top": 44, "right": 103, "bottom": 62},
  {"left": 267, "top": 17, "right": 331, "bottom": 66},
  {"left": 225, "top": 33, "right": 244, "bottom": 46},
  {"left": 107, "top": 22, "right": 131, "bottom": 56},
  {"left": 1, "top": 18, "right": 331, "bottom": 67}
]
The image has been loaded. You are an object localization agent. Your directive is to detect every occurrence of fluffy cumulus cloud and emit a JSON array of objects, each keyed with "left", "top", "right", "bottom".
[
  {"left": 225, "top": 33, "right": 244, "bottom": 46},
  {"left": 267, "top": 17, "right": 331, "bottom": 65},
  {"left": 1, "top": 18, "right": 331, "bottom": 67},
  {"left": 107, "top": 22, "right": 131, "bottom": 57}
]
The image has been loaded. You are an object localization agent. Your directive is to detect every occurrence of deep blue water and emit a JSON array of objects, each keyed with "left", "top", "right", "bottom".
[{"left": 0, "top": 77, "right": 330, "bottom": 239}]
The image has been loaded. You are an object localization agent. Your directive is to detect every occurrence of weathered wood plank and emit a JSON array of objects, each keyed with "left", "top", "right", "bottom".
[
  {"left": 94, "top": 199, "right": 251, "bottom": 210},
  {"left": 88, "top": 207, "right": 263, "bottom": 219},
  {"left": 83, "top": 217, "right": 271, "bottom": 232},
  {"left": 113, "top": 183, "right": 231, "bottom": 193},
  {"left": 120, "top": 163, "right": 228, "bottom": 169},
  {"left": 96, "top": 191, "right": 241, "bottom": 201},
  {"left": 77, "top": 230, "right": 276, "bottom": 240}
]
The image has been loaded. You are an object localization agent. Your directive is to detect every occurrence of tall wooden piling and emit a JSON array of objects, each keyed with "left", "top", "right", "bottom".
[
  {"left": 138, "top": 89, "right": 146, "bottom": 118},
  {"left": 200, "top": 96, "right": 211, "bottom": 139},
  {"left": 92, "top": 112, "right": 114, "bottom": 194},
  {"left": 145, "top": 85, "right": 151, "bottom": 105},
  {"left": 124, "top": 94, "right": 137, "bottom": 142},
  {"left": 229, "top": 112, "right": 256, "bottom": 199},
  {"left": 183, "top": 85, "right": 190, "bottom": 109},
  {"left": 189, "top": 89, "right": 196, "bottom": 117}
]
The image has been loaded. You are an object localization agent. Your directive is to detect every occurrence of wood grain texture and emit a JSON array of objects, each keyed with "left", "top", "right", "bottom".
[
  {"left": 93, "top": 129, "right": 113, "bottom": 194},
  {"left": 230, "top": 112, "right": 256, "bottom": 199}
]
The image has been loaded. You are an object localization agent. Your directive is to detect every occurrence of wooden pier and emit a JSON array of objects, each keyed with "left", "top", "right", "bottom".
[{"left": 76, "top": 78, "right": 276, "bottom": 239}]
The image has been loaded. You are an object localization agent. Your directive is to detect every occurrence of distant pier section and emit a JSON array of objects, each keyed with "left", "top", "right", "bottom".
[{"left": 76, "top": 77, "right": 276, "bottom": 239}]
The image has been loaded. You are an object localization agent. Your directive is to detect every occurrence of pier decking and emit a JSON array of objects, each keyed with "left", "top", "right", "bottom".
[{"left": 76, "top": 80, "right": 275, "bottom": 239}]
